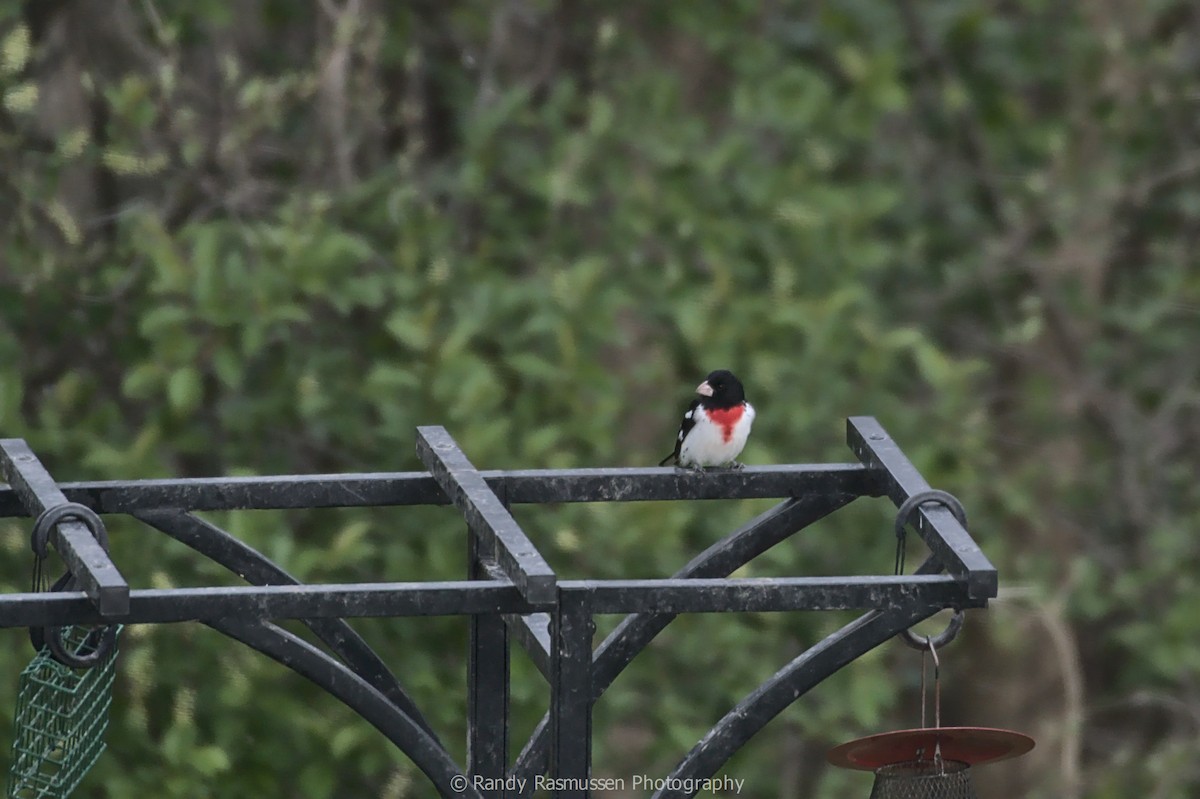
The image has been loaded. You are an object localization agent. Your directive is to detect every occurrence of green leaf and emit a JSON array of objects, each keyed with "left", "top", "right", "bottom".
[
  {"left": 123, "top": 362, "right": 163, "bottom": 399},
  {"left": 167, "top": 366, "right": 202, "bottom": 415},
  {"left": 1, "top": 24, "right": 31, "bottom": 75},
  {"left": 384, "top": 310, "right": 430, "bottom": 351},
  {"left": 190, "top": 746, "right": 231, "bottom": 776}
]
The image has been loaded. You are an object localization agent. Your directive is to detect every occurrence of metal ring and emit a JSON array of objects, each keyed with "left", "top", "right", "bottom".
[
  {"left": 31, "top": 502, "right": 110, "bottom": 557},
  {"left": 27, "top": 503, "right": 118, "bottom": 667},
  {"left": 893, "top": 489, "right": 967, "bottom": 540},
  {"left": 47, "top": 622, "right": 118, "bottom": 668},
  {"left": 900, "top": 607, "right": 965, "bottom": 650},
  {"left": 28, "top": 571, "right": 74, "bottom": 653},
  {"left": 894, "top": 490, "right": 968, "bottom": 650},
  {"left": 28, "top": 571, "right": 119, "bottom": 667}
]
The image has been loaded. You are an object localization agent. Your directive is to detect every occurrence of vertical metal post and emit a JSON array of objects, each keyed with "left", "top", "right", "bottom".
[
  {"left": 550, "top": 588, "right": 594, "bottom": 798},
  {"left": 468, "top": 519, "right": 511, "bottom": 797}
]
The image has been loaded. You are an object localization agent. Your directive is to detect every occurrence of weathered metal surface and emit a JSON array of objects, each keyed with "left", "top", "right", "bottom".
[
  {"left": 482, "top": 559, "right": 552, "bottom": 678},
  {"left": 0, "top": 464, "right": 877, "bottom": 516},
  {"left": 417, "top": 426, "right": 557, "bottom": 604},
  {"left": 0, "top": 417, "right": 997, "bottom": 798},
  {"left": 846, "top": 417, "right": 997, "bottom": 599},
  {"left": 0, "top": 582, "right": 542, "bottom": 627},
  {"left": 0, "top": 439, "right": 129, "bottom": 617},
  {"left": 510, "top": 493, "right": 859, "bottom": 790},
  {"left": 549, "top": 590, "right": 594, "bottom": 799},
  {"left": 563, "top": 574, "right": 980, "bottom": 615}
]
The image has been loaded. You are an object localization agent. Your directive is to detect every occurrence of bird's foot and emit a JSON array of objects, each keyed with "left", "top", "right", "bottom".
[
  {"left": 726, "top": 460, "right": 746, "bottom": 470},
  {"left": 675, "top": 463, "right": 706, "bottom": 474}
]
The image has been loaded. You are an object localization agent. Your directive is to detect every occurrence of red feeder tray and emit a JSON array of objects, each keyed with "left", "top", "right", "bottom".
[{"left": 827, "top": 726, "right": 1035, "bottom": 771}]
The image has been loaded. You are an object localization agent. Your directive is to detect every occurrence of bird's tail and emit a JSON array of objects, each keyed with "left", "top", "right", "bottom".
[{"left": 658, "top": 453, "right": 676, "bottom": 467}]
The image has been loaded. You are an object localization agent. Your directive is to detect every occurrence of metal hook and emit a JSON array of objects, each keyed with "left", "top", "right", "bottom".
[
  {"left": 30, "top": 502, "right": 109, "bottom": 557},
  {"left": 928, "top": 636, "right": 941, "bottom": 730},
  {"left": 892, "top": 489, "right": 967, "bottom": 575},
  {"left": 920, "top": 647, "right": 927, "bottom": 730},
  {"left": 893, "top": 489, "right": 968, "bottom": 648},
  {"left": 893, "top": 489, "right": 968, "bottom": 538},
  {"left": 918, "top": 637, "right": 944, "bottom": 756},
  {"left": 900, "top": 607, "right": 965, "bottom": 651},
  {"left": 28, "top": 503, "right": 118, "bottom": 668},
  {"left": 27, "top": 570, "right": 119, "bottom": 668}
]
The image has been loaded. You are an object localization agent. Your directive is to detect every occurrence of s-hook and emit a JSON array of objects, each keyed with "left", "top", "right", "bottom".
[
  {"left": 29, "top": 503, "right": 119, "bottom": 668},
  {"left": 894, "top": 489, "right": 967, "bottom": 650}
]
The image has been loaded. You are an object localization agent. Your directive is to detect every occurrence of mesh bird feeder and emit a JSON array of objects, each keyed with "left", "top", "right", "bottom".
[
  {"left": 827, "top": 612, "right": 1034, "bottom": 799},
  {"left": 7, "top": 504, "right": 122, "bottom": 799},
  {"left": 828, "top": 492, "right": 1035, "bottom": 798},
  {"left": 8, "top": 625, "right": 121, "bottom": 799}
]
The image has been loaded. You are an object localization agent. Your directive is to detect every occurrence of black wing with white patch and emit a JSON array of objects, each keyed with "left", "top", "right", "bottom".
[{"left": 659, "top": 398, "right": 702, "bottom": 466}]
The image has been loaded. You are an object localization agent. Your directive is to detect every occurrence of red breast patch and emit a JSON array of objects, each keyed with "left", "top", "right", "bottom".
[{"left": 706, "top": 405, "right": 745, "bottom": 443}]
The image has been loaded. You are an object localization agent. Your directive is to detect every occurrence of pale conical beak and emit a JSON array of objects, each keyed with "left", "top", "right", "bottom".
[{"left": 696, "top": 380, "right": 714, "bottom": 397}]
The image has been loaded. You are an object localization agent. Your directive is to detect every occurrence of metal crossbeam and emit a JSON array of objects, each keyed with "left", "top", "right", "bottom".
[
  {"left": 563, "top": 574, "right": 981, "bottom": 615},
  {"left": 417, "top": 426, "right": 557, "bottom": 604},
  {"left": 0, "top": 582, "right": 542, "bottom": 628},
  {"left": 0, "top": 463, "right": 875, "bottom": 516},
  {"left": 0, "top": 417, "right": 999, "bottom": 799},
  {"left": 846, "top": 416, "right": 998, "bottom": 599},
  {"left": 0, "top": 574, "right": 977, "bottom": 628},
  {"left": 0, "top": 439, "right": 130, "bottom": 617}
]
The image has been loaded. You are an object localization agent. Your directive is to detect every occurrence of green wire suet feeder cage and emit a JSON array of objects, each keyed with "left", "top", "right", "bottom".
[
  {"left": 8, "top": 625, "right": 121, "bottom": 799},
  {"left": 7, "top": 503, "right": 122, "bottom": 799}
]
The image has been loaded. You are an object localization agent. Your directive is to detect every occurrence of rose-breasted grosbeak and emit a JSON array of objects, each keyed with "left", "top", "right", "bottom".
[{"left": 659, "top": 369, "right": 756, "bottom": 470}]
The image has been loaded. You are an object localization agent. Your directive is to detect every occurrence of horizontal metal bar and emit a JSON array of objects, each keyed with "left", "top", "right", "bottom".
[
  {"left": 501, "top": 464, "right": 879, "bottom": 503},
  {"left": 846, "top": 417, "right": 998, "bottom": 599},
  {"left": 417, "top": 426, "right": 556, "bottom": 604},
  {"left": 0, "top": 582, "right": 546, "bottom": 628},
  {"left": 0, "top": 573, "right": 980, "bottom": 628},
  {"left": 560, "top": 575, "right": 982, "bottom": 615},
  {"left": 0, "top": 439, "right": 130, "bottom": 617},
  {"left": 0, "top": 464, "right": 876, "bottom": 516}
]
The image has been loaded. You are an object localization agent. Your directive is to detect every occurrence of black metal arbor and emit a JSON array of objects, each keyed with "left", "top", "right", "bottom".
[{"left": 0, "top": 417, "right": 997, "bottom": 798}]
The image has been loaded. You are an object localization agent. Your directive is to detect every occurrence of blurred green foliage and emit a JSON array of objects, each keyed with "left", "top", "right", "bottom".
[{"left": 2, "top": 1, "right": 1199, "bottom": 797}]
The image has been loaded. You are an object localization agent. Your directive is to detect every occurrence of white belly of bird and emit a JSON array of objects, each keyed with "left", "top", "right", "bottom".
[{"left": 679, "top": 404, "right": 755, "bottom": 467}]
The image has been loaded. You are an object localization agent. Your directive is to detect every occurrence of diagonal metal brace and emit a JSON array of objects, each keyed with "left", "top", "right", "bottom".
[
  {"left": 416, "top": 426, "right": 557, "bottom": 605},
  {"left": 0, "top": 439, "right": 129, "bottom": 617},
  {"left": 845, "top": 417, "right": 998, "bottom": 600},
  {"left": 480, "top": 558, "right": 552, "bottom": 677}
]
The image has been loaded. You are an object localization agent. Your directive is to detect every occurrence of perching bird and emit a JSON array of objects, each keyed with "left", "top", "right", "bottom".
[{"left": 659, "top": 369, "right": 756, "bottom": 470}]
